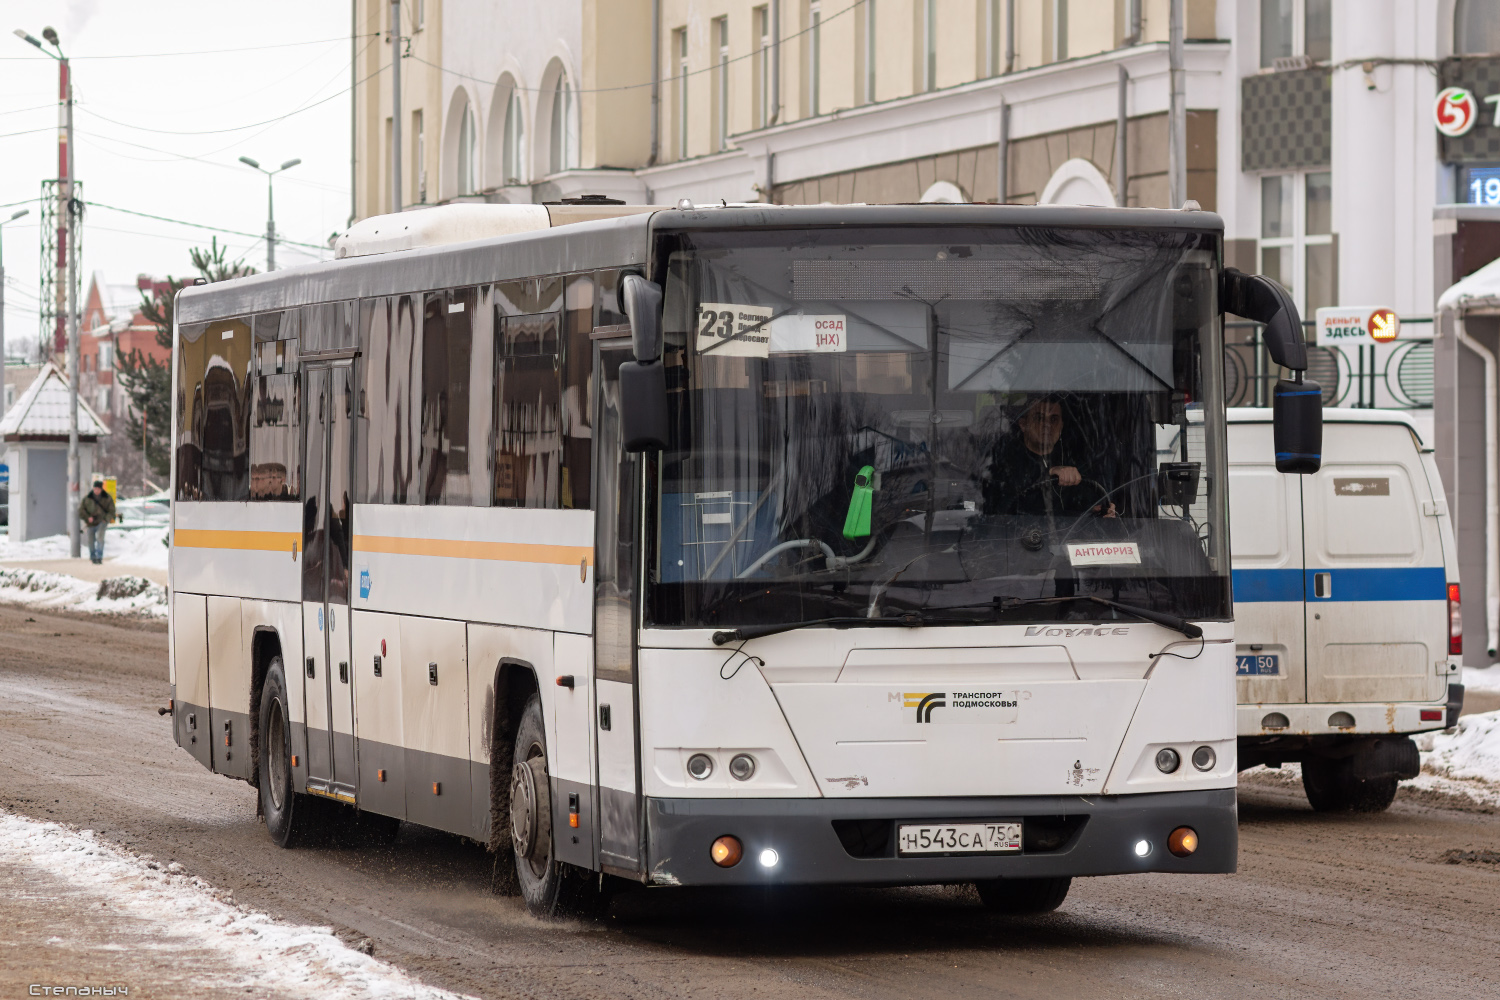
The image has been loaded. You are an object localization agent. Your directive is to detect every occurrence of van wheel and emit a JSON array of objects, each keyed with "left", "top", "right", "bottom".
[
  {"left": 1301, "top": 757, "right": 1399, "bottom": 813},
  {"left": 974, "top": 876, "right": 1071, "bottom": 914},
  {"left": 258, "top": 657, "right": 327, "bottom": 847},
  {"left": 510, "top": 693, "right": 599, "bottom": 917}
]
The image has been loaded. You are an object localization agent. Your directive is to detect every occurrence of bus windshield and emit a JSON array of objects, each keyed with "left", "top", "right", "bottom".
[{"left": 644, "top": 225, "right": 1229, "bottom": 630}]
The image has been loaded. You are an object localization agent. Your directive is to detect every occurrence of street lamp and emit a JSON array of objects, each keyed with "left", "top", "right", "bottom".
[
  {"left": 239, "top": 156, "right": 301, "bottom": 271},
  {"left": 0, "top": 208, "right": 30, "bottom": 409},
  {"left": 16, "top": 24, "right": 83, "bottom": 558}
]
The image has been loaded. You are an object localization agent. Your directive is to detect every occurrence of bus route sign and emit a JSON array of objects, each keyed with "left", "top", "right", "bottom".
[{"left": 1313, "top": 306, "right": 1406, "bottom": 347}]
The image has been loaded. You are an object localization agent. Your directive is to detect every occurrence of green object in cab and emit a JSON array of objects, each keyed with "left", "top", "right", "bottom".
[{"left": 842, "top": 465, "right": 875, "bottom": 539}]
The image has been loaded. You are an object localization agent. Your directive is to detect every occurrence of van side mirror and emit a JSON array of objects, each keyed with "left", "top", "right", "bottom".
[
  {"left": 1220, "top": 268, "right": 1307, "bottom": 372},
  {"left": 618, "top": 274, "right": 668, "bottom": 452},
  {"left": 1272, "top": 379, "right": 1322, "bottom": 474}
]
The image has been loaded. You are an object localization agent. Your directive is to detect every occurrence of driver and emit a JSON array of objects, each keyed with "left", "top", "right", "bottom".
[{"left": 982, "top": 395, "right": 1115, "bottom": 517}]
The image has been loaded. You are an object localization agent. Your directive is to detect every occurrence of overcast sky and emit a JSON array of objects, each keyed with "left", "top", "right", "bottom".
[{"left": 1, "top": 0, "right": 356, "bottom": 360}]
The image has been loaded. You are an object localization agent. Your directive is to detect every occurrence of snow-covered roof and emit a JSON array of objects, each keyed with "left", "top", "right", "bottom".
[
  {"left": 85, "top": 271, "right": 148, "bottom": 332},
  {"left": 0, "top": 363, "right": 109, "bottom": 439},
  {"left": 1438, "top": 256, "right": 1500, "bottom": 315}
]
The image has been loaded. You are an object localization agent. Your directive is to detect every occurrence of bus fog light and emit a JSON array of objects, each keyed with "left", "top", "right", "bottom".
[
  {"left": 711, "top": 836, "right": 742, "bottom": 867},
  {"left": 1133, "top": 839, "right": 1151, "bottom": 857},
  {"left": 1191, "top": 746, "right": 1216, "bottom": 771},
  {"left": 1168, "top": 827, "right": 1199, "bottom": 857},
  {"left": 728, "top": 754, "right": 757, "bottom": 781},
  {"left": 758, "top": 848, "right": 780, "bottom": 868},
  {"left": 687, "top": 753, "right": 714, "bottom": 780},
  {"left": 1155, "top": 748, "right": 1181, "bottom": 773}
]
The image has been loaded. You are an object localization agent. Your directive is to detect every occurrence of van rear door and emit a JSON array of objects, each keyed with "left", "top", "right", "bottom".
[
  {"left": 1229, "top": 420, "right": 1307, "bottom": 711},
  {"left": 1303, "top": 422, "right": 1446, "bottom": 704}
]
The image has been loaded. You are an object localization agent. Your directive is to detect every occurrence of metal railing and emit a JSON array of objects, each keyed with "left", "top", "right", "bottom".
[{"left": 1224, "top": 318, "right": 1433, "bottom": 410}]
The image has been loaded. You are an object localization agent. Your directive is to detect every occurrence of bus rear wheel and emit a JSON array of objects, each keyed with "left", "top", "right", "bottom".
[
  {"left": 1301, "top": 756, "right": 1399, "bottom": 813},
  {"left": 974, "top": 876, "right": 1071, "bottom": 915},
  {"left": 258, "top": 657, "right": 326, "bottom": 847}
]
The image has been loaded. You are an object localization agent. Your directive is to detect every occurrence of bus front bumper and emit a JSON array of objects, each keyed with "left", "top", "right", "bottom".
[{"left": 641, "top": 788, "right": 1236, "bottom": 886}]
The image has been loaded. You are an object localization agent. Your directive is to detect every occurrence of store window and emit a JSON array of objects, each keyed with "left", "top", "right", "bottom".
[
  {"left": 1261, "top": 0, "right": 1330, "bottom": 68},
  {"left": 1259, "top": 171, "right": 1334, "bottom": 318},
  {"left": 1455, "top": 0, "right": 1500, "bottom": 55}
]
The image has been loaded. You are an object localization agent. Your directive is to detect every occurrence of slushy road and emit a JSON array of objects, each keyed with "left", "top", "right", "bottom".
[{"left": 0, "top": 604, "right": 1496, "bottom": 999}]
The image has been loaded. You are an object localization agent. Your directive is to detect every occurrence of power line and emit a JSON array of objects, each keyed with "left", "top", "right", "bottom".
[
  {"left": 0, "top": 34, "right": 375, "bottom": 62},
  {"left": 72, "top": 131, "right": 349, "bottom": 195},
  {"left": 78, "top": 73, "right": 361, "bottom": 137},
  {"left": 85, "top": 202, "right": 331, "bottom": 252}
]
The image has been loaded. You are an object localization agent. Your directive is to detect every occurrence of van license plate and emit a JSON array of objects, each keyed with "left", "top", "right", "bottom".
[
  {"left": 897, "top": 822, "right": 1022, "bottom": 855},
  {"left": 1236, "top": 654, "right": 1280, "bottom": 676}
]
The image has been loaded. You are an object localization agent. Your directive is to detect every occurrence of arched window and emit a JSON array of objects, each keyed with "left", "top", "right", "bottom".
[
  {"left": 502, "top": 89, "right": 525, "bottom": 185},
  {"left": 1456, "top": 0, "right": 1500, "bottom": 55},
  {"left": 457, "top": 103, "right": 478, "bottom": 195},
  {"left": 549, "top": 73, "right": 576, "bottom": 174}
]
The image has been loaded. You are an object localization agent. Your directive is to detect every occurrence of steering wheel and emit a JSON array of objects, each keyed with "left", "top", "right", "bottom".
[{"left": 1012, "top": 475, "right": 1114, "bottom": 518}]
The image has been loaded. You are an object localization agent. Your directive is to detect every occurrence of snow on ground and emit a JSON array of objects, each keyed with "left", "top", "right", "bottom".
[
  {"left": 0, "top": 566, "right": 167, "bottom": 617},
  {"left": 1462, "top": 666, "right": 1500, "bottom": 694},
  {"left": 1414, "top": 710, "right": 1500, "bottom": 808},
  {"left": 0, "top": 810, "right": 473, "bottom": 1000},
  {"left": 0, "top": 525, "right": 169, "bottom": 570}
]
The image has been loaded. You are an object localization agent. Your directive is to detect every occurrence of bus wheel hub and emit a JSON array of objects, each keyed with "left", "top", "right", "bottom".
[{"left": 510, "top": 757, "right": 550, "bottom": 862}]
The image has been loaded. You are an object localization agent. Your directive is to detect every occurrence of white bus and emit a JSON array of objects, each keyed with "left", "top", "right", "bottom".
[{"left": 168, "top": 202, "right": 1319, "bottom": 916}]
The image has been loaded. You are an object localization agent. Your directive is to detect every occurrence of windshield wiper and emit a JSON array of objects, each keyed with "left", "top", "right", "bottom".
[
  {"left": 920, "top": 595, "right": 1203, "bottom": 639},
  {"left": 710, "top": 609, "right": 989, "bottom": 646}
]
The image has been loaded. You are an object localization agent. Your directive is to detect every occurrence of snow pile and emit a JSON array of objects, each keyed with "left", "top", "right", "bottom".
[
  {"left": 1414, "top": 710, "right": 1500, "bottom": 808},
  {"left": 1463, "top": 666, "right": 1500, "bottom": 694},
  {"left": 0, "top": 567, "right": 167, "bottom": 617},
  {"left": 0, "top": 810, "right": 474, "bottom": 999},
  {"left": 0, "top": 525, "right": 169, "bottom": 569}
]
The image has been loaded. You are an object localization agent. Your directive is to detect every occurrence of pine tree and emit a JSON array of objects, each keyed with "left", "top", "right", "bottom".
[{"left": 115, "top": 239, "right": 256, "bottom": 482}]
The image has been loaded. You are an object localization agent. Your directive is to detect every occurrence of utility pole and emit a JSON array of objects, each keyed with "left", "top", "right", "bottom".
[
  {"left": 0, "top": 209, "right": 29, "bottom": 405},
  {"left": 238, "top": 157, "right": 301, "bottom": 271},
  {"left": 390, "top": 0, "right": 402, "bottom": 214},
  {"left": 1167, "top": 0, "right": 1186, "bottom": 209}
]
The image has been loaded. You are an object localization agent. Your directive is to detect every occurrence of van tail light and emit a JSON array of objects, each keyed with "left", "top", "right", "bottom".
[{"left": 1449, "top": 583, "right": 1463, "bottom": 656}]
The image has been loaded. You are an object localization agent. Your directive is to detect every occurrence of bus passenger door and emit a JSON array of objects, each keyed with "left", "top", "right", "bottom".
[
  {"left": 592, "top": 341, "right": 643, "bottom": 875},
  {"left": 301, "top": 364, "right": 359, "bottom": 801}
]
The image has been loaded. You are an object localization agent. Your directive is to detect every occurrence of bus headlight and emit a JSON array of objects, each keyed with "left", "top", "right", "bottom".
[
  {"left": 1192, "top": 746, "right": 1217, "bottom": 771},
  {"left": 687, "top": 753, "right": 714, "bottom": 780},
  {"left": 1168, "top": 827, "right": 1199, "bottom": 857},
  {"left": 758, "top": 848, "right": 780, "bottom": 868},
  {"left": 1155, "top": 748, "right": 1181, "bottom": 773},
  {"left": 728, "top": 753, "right": 757, "bottom": 780}
]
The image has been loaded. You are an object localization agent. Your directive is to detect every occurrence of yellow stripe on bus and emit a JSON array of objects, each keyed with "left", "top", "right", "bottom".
[
  {"left": 352, "top": 534, "right": 593, "bottom": 567},
  {"left": 174, "top": 528, "right": 301, "bottom": 552}
]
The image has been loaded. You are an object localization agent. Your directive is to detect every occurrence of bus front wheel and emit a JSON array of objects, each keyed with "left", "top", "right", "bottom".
[
  {"left": 974, "top": 876, "right": 1071, "bottom": 915},
  {"left": 510, "top": 693, "right": 599, "bottom": 917}
]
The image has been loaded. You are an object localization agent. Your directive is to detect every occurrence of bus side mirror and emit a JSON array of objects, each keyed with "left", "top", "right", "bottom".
[
  {"left": 620, "top": 274, "right": 663, "bottom": 363},
  {"left": 619, "top": 274, "right": 668, "bottom": 452},
  {"left": 1220, "top": 268, "right": 1307, "bottom": 372},
  {"left": 620, "top": 360, "right": 669, "bottom": 452},
  {"left": 1273, "top": 379, "right": 1322, "bottom": 474}
]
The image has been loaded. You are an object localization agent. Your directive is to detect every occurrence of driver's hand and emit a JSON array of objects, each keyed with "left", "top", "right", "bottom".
[
  {"left": 1050, "top": 466, "right": 1082, "bottom": 487},
  {"left": 1095, "top": 502, "right": 1118, "bottom": 519}
]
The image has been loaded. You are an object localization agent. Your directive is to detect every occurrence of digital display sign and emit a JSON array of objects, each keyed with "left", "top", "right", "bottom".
[{"left": 1464, "top": 165, "right": 1500, "bottom": 206}]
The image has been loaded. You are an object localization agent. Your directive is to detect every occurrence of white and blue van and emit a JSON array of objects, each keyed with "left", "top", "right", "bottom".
[{"left": 1228, "top": 408, "right": 1463, "bottom": 812}]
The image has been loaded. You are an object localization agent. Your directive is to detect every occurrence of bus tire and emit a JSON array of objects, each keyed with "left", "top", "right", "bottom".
[
  {"left": 510, "top": 693, "right": 597, "bottom": 917},
  {"left": 974, "top": 876, "right": 1071, "bottom": 914},
  {"left": 257, "top": 657, "right": 324, "bottom": 847},
  {"left": 1301, "top": 756, "right": 1399, "bottom": 813}
]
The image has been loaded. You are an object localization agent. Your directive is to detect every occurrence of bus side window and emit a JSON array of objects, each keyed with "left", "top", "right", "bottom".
[
  {"left": 175, "top": 322, "right": 209, "bottom": 501},
  {"left": 419, "top": 287, "right": 478, "bottom": 505},
  {"left": 194, "top": 317, "right": 252, "bottom": 502},
  {"left": 359, "top": 295, "right": 420, "bottom": 504},
  {"left": 596, "top": 269, "right": 629, "bottom": 328},
  {"left": 562, "top": 274, "right": 594, "bottom": 509},
  {"left": 493, "top": 278, "right": 562, "bottom": 508},
  {"left": 250, "top": 321, "right": 300, "bottom": 501}
]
